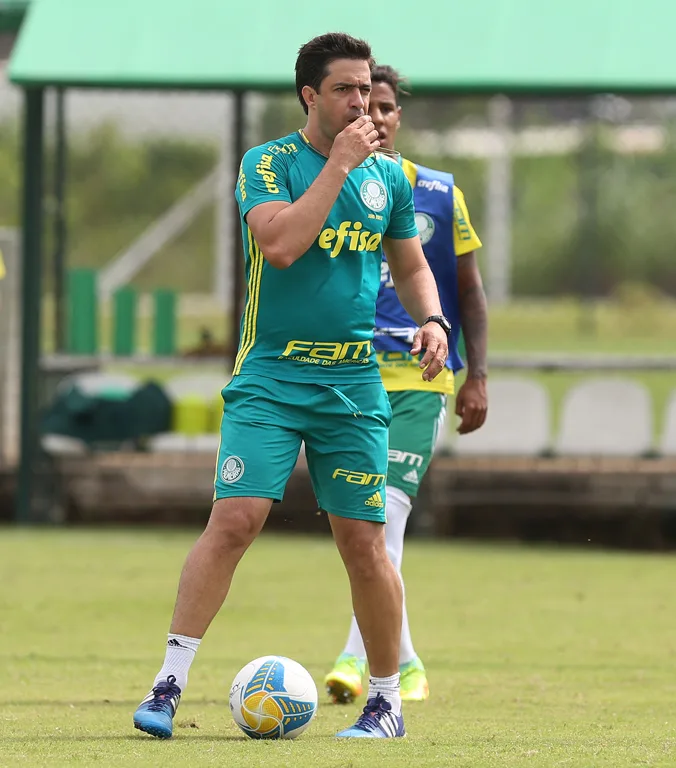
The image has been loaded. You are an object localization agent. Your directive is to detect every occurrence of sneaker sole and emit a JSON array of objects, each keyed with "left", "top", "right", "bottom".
[
  {"left": 336, "top": 729, "right": 407, "bottom": 739},
  {"left": 325, "top": 674, "right": 361, "bottom": 705},
  {"left": 134, "top": 720, "right": 172, "bottom": 739}
]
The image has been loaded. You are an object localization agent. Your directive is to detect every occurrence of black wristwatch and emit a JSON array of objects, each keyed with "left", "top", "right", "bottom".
[{"left": 423, "top": 315, "right": 451, "bottom": 335}]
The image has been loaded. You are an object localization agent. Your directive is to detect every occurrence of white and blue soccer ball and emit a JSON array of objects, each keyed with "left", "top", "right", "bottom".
[{"left": 229, "top": 655, "right": 318, "bottom": 739}]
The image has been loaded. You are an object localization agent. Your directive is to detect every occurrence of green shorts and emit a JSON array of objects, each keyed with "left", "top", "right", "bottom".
[
  {"left": 214, "top": 374, "right": 392, "bottom": 523},
  {"left": 387, "top": 390, "right": 447, "bottom": 497}
]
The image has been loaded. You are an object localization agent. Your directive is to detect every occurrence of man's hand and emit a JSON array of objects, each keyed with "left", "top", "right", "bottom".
[
  {"left": 329, "top": 116, "right": 380, "bottom": 174},
  {"left": 410, "top": 322, "right": 448, "bottom": 382},
  {"left": 455, "top": 377, "right": 487, "bottom": 434}
]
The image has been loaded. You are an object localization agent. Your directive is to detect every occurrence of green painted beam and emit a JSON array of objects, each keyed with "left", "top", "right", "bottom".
[{"left": 8, "top": 0, "right": 676, "bottom": 94}]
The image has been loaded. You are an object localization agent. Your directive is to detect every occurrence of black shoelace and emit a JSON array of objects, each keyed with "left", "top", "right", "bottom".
[
  {"left": 354, "top": 694, "right": 391, "bottom": 731},
  {"left": 147, "top": 675, "right": 181, "bottom": 712}
]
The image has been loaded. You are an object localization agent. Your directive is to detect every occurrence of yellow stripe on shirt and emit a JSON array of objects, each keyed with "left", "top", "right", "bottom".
[{"left": 233, "top": 228, "right": 264, "bottom": 375}]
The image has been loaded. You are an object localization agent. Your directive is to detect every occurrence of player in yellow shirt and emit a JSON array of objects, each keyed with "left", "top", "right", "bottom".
[{"left": 325, "top": 65, "right": 489, "bottom": 704}]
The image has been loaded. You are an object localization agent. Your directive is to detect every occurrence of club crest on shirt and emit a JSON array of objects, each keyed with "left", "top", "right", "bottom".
[
  {"left": 415, "top": 212, "right": 435, "bottom": 245},
  {"left": 360, "top": 179, "right": 387, "bottom": 212}
]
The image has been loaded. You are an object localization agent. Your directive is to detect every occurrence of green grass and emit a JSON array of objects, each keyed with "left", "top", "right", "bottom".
[
  {"left": 487, "top": 298, "right": 676, "bottom": 355},
  {"left": 1, "top": 530, "right": 676, "bottom": 767},
  {"left": 41, "top": 296, "right": 676, "bottom": 357}
]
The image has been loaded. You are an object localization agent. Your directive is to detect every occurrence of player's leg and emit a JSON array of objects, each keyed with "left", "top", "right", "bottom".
[
  {"left": 304, "top": 382, "right": 404, "bottom": 737},
  {"left": 386, "top": 390, "right": 446, "bottom": 700},
  {"left": 328, "top": 487, "right": 410, "bottom": 703},
  {"left": 133, "top": 375, "right": 302, "bottom": 738},
  {"left": 327, "top": 390, "right": 446, "bottom": 702}
]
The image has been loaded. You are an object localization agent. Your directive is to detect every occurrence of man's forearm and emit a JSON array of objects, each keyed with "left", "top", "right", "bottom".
[
  {"left": 258, "top": 159, "right": 348, "bottom": 267},
  {"left": 459, "top": 282, "right": 488, "bottom": 379},
  {"left": 393, "top": 263, "right": 443, "bottom": 327}
]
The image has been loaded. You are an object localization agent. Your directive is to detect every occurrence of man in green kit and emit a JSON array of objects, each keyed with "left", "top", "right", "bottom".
[{"left": 133, "top": 32, "right": 451, "bottom": 740}]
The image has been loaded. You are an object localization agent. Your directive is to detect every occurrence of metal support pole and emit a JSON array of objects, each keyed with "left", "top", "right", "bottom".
[
  {"left": 485, "top": 95, "right": 513, "bottom": 305},
  {"left": 214, "top": 93, "right": 233, "bottom": 309},
  {"left": 230, "top": 91, "right": 246, "bottom": 357},
  {"left": 16, "top": 87, "right": 45, "bottom": 524},
  {"left": 577, "top": 99, "right": 599, "bottom": 336},
  {"left": 53, "top": 87, "right": 67, "bottom": 352}
]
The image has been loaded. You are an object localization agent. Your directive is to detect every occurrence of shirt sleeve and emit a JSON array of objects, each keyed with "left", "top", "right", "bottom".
[
  {"left": 235, "top": 144, "right": 292, "bottom": 219},
  {"left": 453, "top": 186, "right": 482, "bottom": 256},
  {"left": 385, "top": 164, "right": 420, "bottom": 240}
]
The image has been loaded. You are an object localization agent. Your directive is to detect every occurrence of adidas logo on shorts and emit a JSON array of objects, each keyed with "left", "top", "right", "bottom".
[
  {"left": 365, "top": 491, "right": 385, "bottom": 508},
  {"left": 402, "top": 469, "right": 419, "bottom": 484}
]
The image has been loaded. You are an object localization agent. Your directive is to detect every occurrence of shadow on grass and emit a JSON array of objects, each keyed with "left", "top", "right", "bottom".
[
  {"left": 3, "top": 699, "right": 227, "bottom": 707},
  {"left": 0, "top": 734, "right": 246, "bottom": 743}
]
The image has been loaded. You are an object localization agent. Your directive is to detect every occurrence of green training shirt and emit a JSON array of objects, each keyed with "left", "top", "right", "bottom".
[{"left": 233, "top": 129, "right": 418, "bottom": 384}]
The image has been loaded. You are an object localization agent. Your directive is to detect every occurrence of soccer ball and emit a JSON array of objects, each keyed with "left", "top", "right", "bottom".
[{"left": 229, "top": 655, "right": 318, "bottom": 739}]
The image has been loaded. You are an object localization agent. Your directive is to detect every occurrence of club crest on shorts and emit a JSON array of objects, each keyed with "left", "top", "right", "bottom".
[
  {"left": 360, "top": 179, "right": 387, "bottom": 212},
  {"left": 221, "top": 455, "right": 245, "bottom": 484}
]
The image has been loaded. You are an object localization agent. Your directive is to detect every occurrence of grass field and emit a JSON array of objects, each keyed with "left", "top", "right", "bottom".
[
  {"left": 43, "top": 296, "right": 676, "bottom": 357},
  {"left": 1, "top": 529, "right": 675, "bottom": 767}
]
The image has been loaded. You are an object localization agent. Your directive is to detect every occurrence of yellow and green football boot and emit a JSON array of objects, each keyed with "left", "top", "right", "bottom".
[
  {"left": 399, "top": 657, "right": 429, "bottom": 701},
  {"left": 325, "top": 653, "right": 366, "bottom": 704}
]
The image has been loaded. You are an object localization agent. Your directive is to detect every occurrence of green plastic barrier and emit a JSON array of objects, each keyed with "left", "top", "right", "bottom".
[
  {"left": 153, "top": 289, "right": 176, "bottom": 356},
  {"left": 68, "top": 268, "right": 98, "bottom": 355},
  {"left": 112, "top": 286, "right": 137, "bottom": 356}
]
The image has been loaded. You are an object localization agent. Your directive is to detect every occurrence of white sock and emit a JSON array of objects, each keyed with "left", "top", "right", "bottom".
[
  {"left": 343, "top": 615, "right": 367, "bottom": 660},
  {"left": 368, "top": 673, "right": 402, "bottom": 716},
  {"left": 383, "top": 486, "right": 417, "bottom": 665},
  {"left": 341, "top": 486, "right": 415, "bottom": 666},
  {"left": 153, "top": 633, "right": 201, "bottom": 692}
]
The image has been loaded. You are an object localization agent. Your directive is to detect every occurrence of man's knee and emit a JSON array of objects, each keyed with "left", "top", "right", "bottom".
[
  {"left": 335, "top": 520, "right": 392, "bottom": 581},
  {"left": 204, "top": 498, "right": 270, "bottom": 554}
]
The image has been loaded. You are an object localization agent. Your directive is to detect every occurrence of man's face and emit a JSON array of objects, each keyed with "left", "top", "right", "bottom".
[
  {"left": 369, "top": 81, "right": 401, "bottom": 150},
  {"left": 304, "top": 58, "right": 372, "bottom": 140}
]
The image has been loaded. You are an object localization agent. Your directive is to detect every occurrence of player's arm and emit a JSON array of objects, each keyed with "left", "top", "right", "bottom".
[
  {"left": 384, "top": 235, "right": 448, "bottom": 382},
  {"left": 457, "top": 251, "right": 488, "bottom": 384},
  {"left": 453, "top": 186, "right": 488, "bottom": 434},
  {"left": 244, "top": 117, "right": 379, "bottom": 269}
]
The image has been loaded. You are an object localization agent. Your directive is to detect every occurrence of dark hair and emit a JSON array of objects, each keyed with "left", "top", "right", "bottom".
[
  {"left": 296, "top": 32, "right": 374, "bottom": 114},
  {"left": 371, "top": 64, "right": 410, "bottom": 103}
]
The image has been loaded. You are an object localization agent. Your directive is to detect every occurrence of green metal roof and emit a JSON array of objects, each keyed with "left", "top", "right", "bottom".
[{"left": 8, "top": 0, "right": 676, "bottom": 93}]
